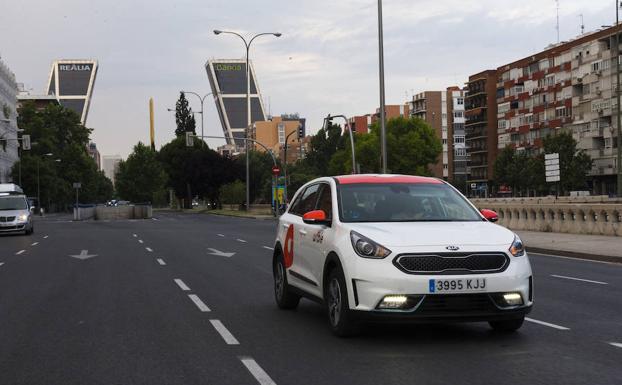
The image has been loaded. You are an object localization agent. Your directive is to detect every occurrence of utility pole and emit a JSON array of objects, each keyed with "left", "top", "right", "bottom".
[
  {"left": 378, "top": 0, "right": 387, "bottom": 173},
  {"left": 617, "top": 2, "right": 622, "bottom": 196}
]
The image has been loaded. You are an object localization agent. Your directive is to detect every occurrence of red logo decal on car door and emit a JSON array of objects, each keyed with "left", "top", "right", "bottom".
[{"left": 283, "top": 224, "right": 294, "bottom": 268}]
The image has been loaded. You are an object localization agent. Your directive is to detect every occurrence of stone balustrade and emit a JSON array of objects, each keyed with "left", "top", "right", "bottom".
[{"left": 472, "top": 197, "right": 622, "bottom": 236}]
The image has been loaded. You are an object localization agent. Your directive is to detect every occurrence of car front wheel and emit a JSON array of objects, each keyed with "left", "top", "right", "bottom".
[
  {"left": 273, "top": 254, "right": 300, "bottom": 309},
  {"left": 325, "top": 266, "right": 360, "bottom": 337},
  {"left": 489, "top": 316, "right": 524, "bottom": 332}
]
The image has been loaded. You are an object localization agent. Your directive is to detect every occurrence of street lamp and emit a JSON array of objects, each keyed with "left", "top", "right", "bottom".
[
  {"left": 214, "top": 29, "right": 282, "bottom": 211},
  {"left": 378, "top": 0, "right": 387, "bottom": 174},
  {"left": 181, "top": 91, "right": 213, "bottom": 146}
]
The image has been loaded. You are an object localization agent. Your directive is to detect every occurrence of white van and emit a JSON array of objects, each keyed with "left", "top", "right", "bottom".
[{"left": 0, "top": 184, "right": 34, "bottom": 235}]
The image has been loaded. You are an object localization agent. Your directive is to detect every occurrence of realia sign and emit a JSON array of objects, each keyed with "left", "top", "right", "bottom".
[{"left": 59, "top": 64, "right": 92, "bottom": 71}]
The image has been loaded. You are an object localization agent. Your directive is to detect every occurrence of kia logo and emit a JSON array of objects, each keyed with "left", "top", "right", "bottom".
[{"left": 446, "top": 245, "right": 460, "bottom": 251}]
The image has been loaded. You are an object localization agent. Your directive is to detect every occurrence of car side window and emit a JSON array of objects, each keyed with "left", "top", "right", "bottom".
[
  {"left": 315, "top": 184, "right": 332, "bottom": 220},
  {"left": 293, "top": 184, "right": 321, "bottom": 216},
  {"left": 288, "top": 187, "right": 306, "bottom": 216}
]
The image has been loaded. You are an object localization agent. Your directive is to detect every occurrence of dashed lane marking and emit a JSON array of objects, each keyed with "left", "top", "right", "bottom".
[
  {"left": 16, "top": 250, "right": 25, "bottom": 255},
  {"left": 217, "top": 234, "right": 225, "bottom": 237},
  {"left": 145, "top": 247, "right": 153, "bottom": 252},
  {"left": 0, "top": 262, "right": 4, "bottom": 267},
  {"left": 138, "top": 240, "right": 144, "bottom": 244},
  {"left": 133, "top": 234, "right": 137, "bottom": 238},
  {"left": 174, "top": 279, "right": 191, "bottom": 291},
  {"left": 43, "top": 235, "right": 49, "bottom": 239},
  {"left": 152, "top": 217, "right": 159, "bottom": 221},
  {"left": 189, "top": 294, "right": 211, "bottom": 312},
  {"left": 237, "top": 239, "right": 247, "bottom": 243},
  {"left": 550, "top": 274, "right": 607, "bottom": 285},
  {"left": 157, "top": 258, "right": 166, "bottom": 266},
  {"left": 525, "top": 317, "right": 570, "bottom": 330},
  {"left": 609, "top": 342, "right": 622, "bottom": 349},
  {"left": 240, "top": 357, "right": 277, "bottom": 385},
  {"left": 210, "top": 319, "right": 238, "bottom": 344},
  {"left": 31, "top": 242, "right": 39, "bottom": 246},
  {"left": 262, "top": 246, "right": 274, "bottom": 251}
]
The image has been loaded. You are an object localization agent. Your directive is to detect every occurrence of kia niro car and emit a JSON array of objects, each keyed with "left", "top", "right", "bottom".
[{"left": 272, "top": 174, "right": 533, "bottom": 336}]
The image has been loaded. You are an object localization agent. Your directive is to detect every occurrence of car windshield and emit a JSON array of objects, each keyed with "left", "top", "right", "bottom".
[
  {"left": 0, "top": 196, "right": 28, "bottom": 211},
  {"left": 338, "top": 183, "right": 482, "bottom": 222}
]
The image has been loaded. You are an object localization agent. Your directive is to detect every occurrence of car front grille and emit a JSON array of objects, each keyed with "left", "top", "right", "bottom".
[
  {"left": 0, "top": 216, "right": 16, "bottom": 223},
  {"left": 394, "top": 252, "right": 509, "bottom": 275},
  {"left": 416, "top": 293, "right": 498, "bottom": 314}
]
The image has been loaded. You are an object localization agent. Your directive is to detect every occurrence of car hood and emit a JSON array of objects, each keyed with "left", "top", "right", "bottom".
[{"left": 348, "top": 221, "right": 515, "bottom": 247}]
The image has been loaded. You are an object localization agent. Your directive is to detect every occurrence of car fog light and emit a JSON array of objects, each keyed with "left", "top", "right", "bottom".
[
  {"left": 378, "top": 295, "right": 408, "bottom": 309},
  {"left": 503, "top": 292, "right": 523, "bottom": 306}
]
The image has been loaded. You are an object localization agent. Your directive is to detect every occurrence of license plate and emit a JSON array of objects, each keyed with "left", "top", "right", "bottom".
[{"left": 428, "top": 278, "right": 487, "bottom": 293}]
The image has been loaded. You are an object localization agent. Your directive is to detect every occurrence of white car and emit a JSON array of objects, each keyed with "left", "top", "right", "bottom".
[{"left": 272, "top": 174, "right": 533, "bottom": 336}]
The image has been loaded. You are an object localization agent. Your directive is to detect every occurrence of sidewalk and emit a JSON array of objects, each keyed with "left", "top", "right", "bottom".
[{"left": 517, "top": 230, "right": 622, "bottom": 263}]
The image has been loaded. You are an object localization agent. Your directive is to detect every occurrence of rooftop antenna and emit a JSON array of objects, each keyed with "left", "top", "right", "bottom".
[
  {"left": 555, "top": 0, "right": 559, "bottom": 44},
  {"left": 579, "top": 14, "right": 585, "bottom": 34}
]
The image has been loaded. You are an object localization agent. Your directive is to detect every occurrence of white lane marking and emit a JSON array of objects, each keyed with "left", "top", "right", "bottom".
[
  {"left": 0, "top": 262, "right": 4, "bottom": 267},
  {"left": 217, "top": 233, "right": 225, "bottom": 237},
  {"left": 262, "top": 246, "right": 274, "bottom": 251},
  {"left": 145, "top": 247, "right": 153, "bottom": 252},
  {"left": 133, "top": 234, "right": 137, "bottom": 238},
  {"left": 31, "top": 242, "right": 39, "bottom": 246},
  {"left": 157, "top": 258, "right": 166, "bottom": 266},
  {"left": 43, "top": 235, "right": 49, "bottom": 239},
  {"left": 609, "top": 342, "right": 622, "bottom": 349},
  {"left": 189, "top": 294, "right": 211, "bottom": 312},
  {"left": 152, "top": 217, "right": 159, "bottom": 221},
  {"left": 525, "top": 317, "right": 570, "bottom": 330},
  {"left": 550, "top": 274, "right": 608, "bottom": 285},
  {"left": 138, "top": 240, "right": 144, "bottom": 244},
  {"left": 237, "top": 239, "right": 247, "bottom": 243},
  {"left": 174, "top": 278, "right": 191, "bottom": 291},
  {"left": 16, "top": 250, "right": 25, "bottom": 255},
  {"left": 210, "top": 319, "right": 239, "bottom": 344},
  {"left": 240, "top": 357, "right": 276, "bottom": 385},
  {"left": 530, "top": 252, "right": 619, "bottom": 266}
]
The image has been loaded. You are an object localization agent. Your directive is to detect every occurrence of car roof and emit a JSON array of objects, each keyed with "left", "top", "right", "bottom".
[{"left": 333, "top": 174, "right": 443, "bottom": 185}]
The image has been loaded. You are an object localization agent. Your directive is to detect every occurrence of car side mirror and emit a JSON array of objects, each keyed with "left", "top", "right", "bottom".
[
  {"left": 303, "top": 210, "right": 331, "bottom": 226},
  {"left": 480, "top": 209, "right": 499, "bottom": 222}
]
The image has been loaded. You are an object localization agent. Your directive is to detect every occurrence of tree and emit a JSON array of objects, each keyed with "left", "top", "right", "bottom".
[
  {"left": 12, "top": 102, "right": 111, "bottom": 210},
  {"left": 115, "top": 142, "right": 167, "bottom": 203},
  {"left": 234, "top": 150, "right": 279, "bottom": 204},
  {"left": 174, "top": 92, "right": 196, "bottom": 137},
  {"left": 220, "top": 180, "right": 245, "bottom": 205},
  {"left": 543, "top": 132, "right": 592, "bottom": 193}
]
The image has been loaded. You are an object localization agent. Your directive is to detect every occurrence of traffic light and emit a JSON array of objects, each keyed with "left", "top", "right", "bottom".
[
  {"left": 297, "top": 123, "right": 304, "bottom": 139},
  {"left": 323, "top": 114, "right": 333, "bottom": 130},
  {"left": 185, "top": 131, "right": 194, "bottom": 147},
  {"left": 21, "top": 134, "right": 31, "bottom": 150}
]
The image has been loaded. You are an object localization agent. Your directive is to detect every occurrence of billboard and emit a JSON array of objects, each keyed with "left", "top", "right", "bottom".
[
  {"left": 47, "top": 60, "right": 98, "bottom": 125},
  {"left": 206, "top": 59, "right": 266, "bottom": 146}
]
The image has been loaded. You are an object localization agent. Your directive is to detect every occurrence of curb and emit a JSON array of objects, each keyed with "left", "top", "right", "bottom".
[
  {"left": 204, "top": 211, "right": 277, "bottom": 221},
  {"left": 528, "top": 247, "right": 622, "bottom": 264}
]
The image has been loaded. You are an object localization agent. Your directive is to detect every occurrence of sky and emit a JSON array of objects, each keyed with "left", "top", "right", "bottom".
[{"left": 0, "top": 0, "right": 615, "bottom": 158}]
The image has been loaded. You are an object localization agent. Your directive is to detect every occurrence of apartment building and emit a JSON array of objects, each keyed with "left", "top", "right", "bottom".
[
  {"left": 0, "top": 57, "right": 19, "bottom": 183},
  {"left": 465, "top": 70, "right": 498, "bottom": 197},
  {"left": 409, "top": 88, "right": 467, "bottom": 186},
  {"left": 495, "top": 24, "right": 622, "bottom": 195},
  {"left": 347, "top": 115, "right": 371, "bottom": 134},
  {"left": 250, "top": 116, "right": 307, "bottom": 164}
]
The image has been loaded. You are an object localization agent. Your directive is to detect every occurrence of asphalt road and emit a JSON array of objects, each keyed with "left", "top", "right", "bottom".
[{"left": 1, "top": 212, "right": 621, "bottom": 385}]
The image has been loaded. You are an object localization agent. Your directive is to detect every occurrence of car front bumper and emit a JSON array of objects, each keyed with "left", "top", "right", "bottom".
[
  {"left": 345, "top": 250, "right": 533, "bottom": 320},
  {"left": 0, "top": 221, "right": 29, "bottom": 233}
]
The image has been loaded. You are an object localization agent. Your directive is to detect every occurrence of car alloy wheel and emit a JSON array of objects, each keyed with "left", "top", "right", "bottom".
[
  {"left": 328, "top": 278, "right": 342, "bottom": 327},
  {"left": 275, "top": 261, "right": 285, "bottom": 301}
]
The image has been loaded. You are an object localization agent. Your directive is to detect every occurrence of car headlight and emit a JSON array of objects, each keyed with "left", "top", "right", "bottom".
[
  {"left": 350, "top": 231, "right": 392, "bottom": 259},
  {"left": 509, "top": 235, "right": 525, "bottom": 257},
  {"left": 19, "top": 214, "right": 29, "bottom": 222}
]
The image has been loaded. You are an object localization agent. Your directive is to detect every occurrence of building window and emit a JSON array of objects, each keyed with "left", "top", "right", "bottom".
[
  {"left": 453, "top": 111, "right": 464, "bottom": 118},
  {"left": 443, "top": 164, "right": 448, "bottom": 169},
  {"left": 278, "top": 123, "right": 285, "bottom": 144},
  {"left": 457, "top": 97, "right": 464, "bottom": 105},
  {"left": 442, "top": 139, "right": 448, "bottom": 144},
  {"left": 454, "top": 136, "right": 465, "bottom": 144},
  {"left": 498, "top": 119, "right": 508, "bottom": 130},
  {"left": 454, "top": 148, "right": 466, "bottom": 157}
]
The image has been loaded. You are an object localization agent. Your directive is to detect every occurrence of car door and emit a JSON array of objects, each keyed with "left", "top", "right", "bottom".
[
  {"left": 301, "top": 182, "right": 335, "bottom": 296},
  {"left": 283, "top": 183, "right": 322, "bottom": 293}
]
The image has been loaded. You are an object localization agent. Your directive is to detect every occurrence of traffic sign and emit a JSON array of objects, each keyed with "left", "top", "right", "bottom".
[
  {"left": 73, "top": 182, "right": 82, "bottom": 189},
  {"left": 470, "top": 183, "right": 477, "bottom": 189},
  {"left": 545, "top": 159, "right": 559, "bottom": 167},
  {"left": 272, "top": 166, "right": 280, "bottom": 175},
  {"left": 21, "top": 134, "right": 31, "bottom": 150},
  {"left": 544, "top": 153, "right": 559, "bottom": 160},
  {"left": 545, "top": 170, "right": 560, "bottom": 177},
  {"left": 546, "top": 175, "right": 561, "bottom": 182}
]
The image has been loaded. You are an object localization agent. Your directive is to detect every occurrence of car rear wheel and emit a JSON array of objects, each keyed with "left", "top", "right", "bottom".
[
  {"left": 273, "top": 254, "right": 300, "bottom": 309},
  {"left": 489, "top": 316, "right": 524, "bottom": 332},
  {"left": 325, "top": 266, "right": 360, "bottom": 337}
]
